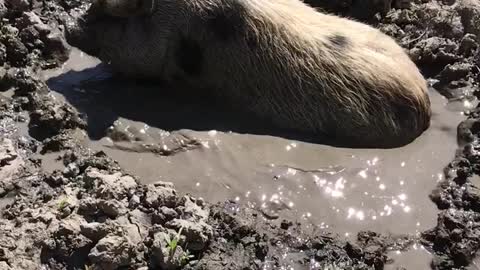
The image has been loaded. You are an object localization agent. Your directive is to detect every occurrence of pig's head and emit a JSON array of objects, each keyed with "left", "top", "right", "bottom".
[{"left": 65, "top": 0, "right": 177, "bottom": 78}]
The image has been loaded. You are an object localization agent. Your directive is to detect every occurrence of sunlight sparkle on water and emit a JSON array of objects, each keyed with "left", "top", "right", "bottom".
[
  {"left": 325, "top": 186, "right": 343, "bottom": 198},
  {"left": 347, "top": 208, "right": 365, "bottom": 220},
  {"left": 335, "top": 178, "right": 345, "bottom": 189},
  {"left": 358, "top": 170, "right": 368, "bottom": 179},
  {"left": 287, "top": 168, "right": 297, "bottom": 175},
  {"left": 285, "top": 142, "right": 297, "bottom": 151},
  {"left": 314, "top": 175, "right": 327, "bottom": 187},
  {"left": 384, "top": 205, "right": 392, "bottom": 216},
  {"left": 464, "top": 99, "right": 472, "bottom": 108},
  {"left": 367, "top": 157, "right": 379, "bottom": 166}
]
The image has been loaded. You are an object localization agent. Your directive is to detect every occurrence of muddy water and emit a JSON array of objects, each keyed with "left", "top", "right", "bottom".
[
  {"left": 43, "top": 49, "right": 469, "bottom": 240},
  {"left": 385, "top": 244, "right": 433, "bottom": 270}
]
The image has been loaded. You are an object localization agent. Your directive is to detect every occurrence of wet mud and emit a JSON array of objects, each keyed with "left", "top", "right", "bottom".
[
  {"left": 0, "top": 0, "right": 480, "bottom": 269},
  {"left": 43, "top": 49, "right": 466, "bottom": 237}
]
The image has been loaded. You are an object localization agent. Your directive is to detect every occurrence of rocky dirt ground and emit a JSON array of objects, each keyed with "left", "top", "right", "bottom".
[{"left": 0, "top": 0, "right": 479, "bottom": 269}]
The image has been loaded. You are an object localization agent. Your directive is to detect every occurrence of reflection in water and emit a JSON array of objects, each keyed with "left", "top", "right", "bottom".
[{"left": 44, "top": 49, "right": 467, "bottom": 240}]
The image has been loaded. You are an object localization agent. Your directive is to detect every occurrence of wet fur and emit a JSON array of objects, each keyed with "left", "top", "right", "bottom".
[{"left": 73, "top": 0, "right": 431, "bottom": 148}]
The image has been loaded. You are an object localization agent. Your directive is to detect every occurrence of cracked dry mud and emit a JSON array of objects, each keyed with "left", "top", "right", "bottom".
[{"left": 0, "top": 0, "right": 480, "bottom": 269}]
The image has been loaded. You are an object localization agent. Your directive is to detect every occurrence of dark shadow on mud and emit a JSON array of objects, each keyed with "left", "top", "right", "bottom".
[{"left": 47, "top": 64, "right": 341, "bottom": 146}]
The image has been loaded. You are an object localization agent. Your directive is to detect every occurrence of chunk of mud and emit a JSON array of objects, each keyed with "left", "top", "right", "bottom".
[
  {"left": 42, "top": 216, "right": 92, "bottom": 260},
  {"left": 8, "top": 0, "right": 30, "bottom": 11},
  {"left": 151, "top": 230, "right": 188, "bottom": 270},
  {"left": 438, "top": 62, "right": 473, "bottom": 84},
  {"left": 98, "top": 199, "right": 128, "bottom": 217},
  {"left": 0, "top": 138, "right": 18, "bottom": 167},
  {"left": 83, "top": 168, "right": 137, "bottom": 200},
  {"left": 411, "top": 37, "right": 460, "bottom": 67},
  {"left": 0, "top": 138, "right": 25, "bottom": 195},
  {"left": 422, "top": 209, "right": 480, "bottom": 268},
  {"left": 143, "top": 183, "right": 178, "bottom": 208},
  {"left": 42, "top": 31, "right": 71, "bottom": 68},
  {"left": 166, "top": 217, "right": 212, "bottom": 252},
  {"left": 105, "top": 120, "right": 203, "bottom": 156},
  {"left": 165, "top": 197, "right": 212, "bottom": 251},
  {"left": 455, "top": 0, "right": 480, "bottom": 38},
  {"left": 88, "top": 235, "right": 137, "bottom": 270},
  {"left": 62, "top": 149, "right": 122, "bottom": 173},
  {"left": 457, "top": 119, "right": 477, "bottom": 146},
  {"left": 0, "top": 0, "right": 6, "bottom": 19},
  {"left": 459, "top": 34, "right": 479, "bottom": 56},
  {"left": 126, "top": 209, "right": 151, "bottom": 239},
  {"left": 3, "top": 72, "right": 86, "bottom": 140},
  {"left": 426, "top": 109, "right": 480, "bottom": 268},
  {"left": 4, "top": 36, "right": 29, "bottom": 67},
  {"left": 160, "top": 206, "right": 179, "bottom": 220},
  {"left": 80, "top": 222, "right": 113, "bottom": 241}
]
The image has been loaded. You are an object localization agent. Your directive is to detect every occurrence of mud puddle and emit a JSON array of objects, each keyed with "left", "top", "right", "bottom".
[{"left": 42, "top": 48, "right": 468, "bottom": 238}]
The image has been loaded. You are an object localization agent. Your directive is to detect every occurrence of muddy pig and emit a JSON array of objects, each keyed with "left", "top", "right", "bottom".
[{"left": 66, "top": 0, "right": 431, "bottom": 148}]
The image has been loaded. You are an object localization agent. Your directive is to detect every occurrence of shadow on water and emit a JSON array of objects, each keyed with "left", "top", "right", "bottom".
[{"left": 46, "top": 63, "right": 333, "bottom": 145}]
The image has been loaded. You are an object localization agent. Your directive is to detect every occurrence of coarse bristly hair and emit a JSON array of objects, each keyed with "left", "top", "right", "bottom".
[{"left": 71, "top": 0, "right": 431, "bottom": 148}]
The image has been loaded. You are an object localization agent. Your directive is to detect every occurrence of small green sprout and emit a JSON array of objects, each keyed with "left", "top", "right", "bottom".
[
  {"left": 164, "top": 226, "right": 184, "bottom": 256},
  {"left": 57, "top": 198, "right": 69, "bottom": 211},
  {"left": 180, "top": 249, "right": 195, "bottom": 265},
  {"left": 163, "top": 226, "right": 196, "bottom": 264}
]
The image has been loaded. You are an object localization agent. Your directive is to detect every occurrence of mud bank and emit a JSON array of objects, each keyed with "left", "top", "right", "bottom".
[{"left": 0, "top": 0, "right": 479, "bottom": 269}]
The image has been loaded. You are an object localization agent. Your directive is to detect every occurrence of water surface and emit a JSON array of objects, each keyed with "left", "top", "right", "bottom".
[{"left": 43, "top": 48, "right": 467, "bottom": 240}]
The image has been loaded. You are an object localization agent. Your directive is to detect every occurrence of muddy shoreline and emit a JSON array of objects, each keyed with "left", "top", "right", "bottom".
[{"left": 0, "top": 0, "right": 479, "bottom": 269}]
